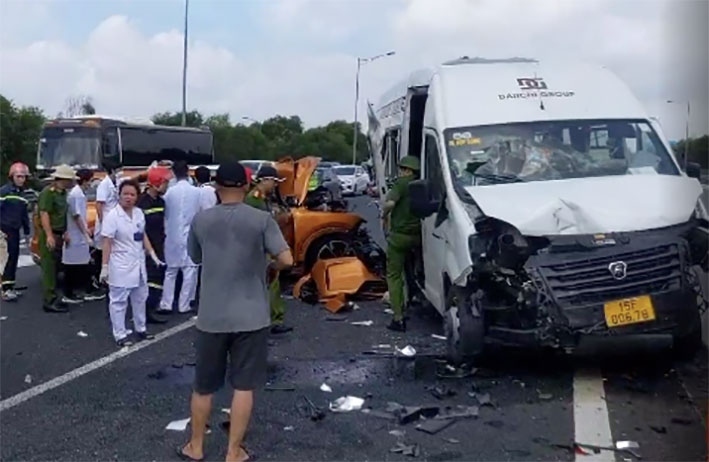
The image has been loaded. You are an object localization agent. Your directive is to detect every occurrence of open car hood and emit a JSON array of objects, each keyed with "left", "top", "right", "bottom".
[
  {"left": 276, "top": 156, "right": 320, "bottom": 204},
  {"left": 465, "top": 175, "right": 703, "bottom": 236}
]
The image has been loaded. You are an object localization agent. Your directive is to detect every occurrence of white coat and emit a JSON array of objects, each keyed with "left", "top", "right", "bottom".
[
  {"left": 100, "top": 205, "right": 148, "bottom": 288},
  {"left": 163, "top": 179, "right": 202, "bottom": 268},
  {"left": 62, "top": 184, "right": 91, "bottom": 265},
  {"left": 199, "top": 183, "right": 218, "bottom": 210},
  {"left": 94, "top": 174, "right": 120, "bottom": 248}
]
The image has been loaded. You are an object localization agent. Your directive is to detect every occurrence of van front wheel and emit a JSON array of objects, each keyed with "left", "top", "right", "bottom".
[{"left": 444, "top": 285, "right": 485, "bottom": 366}]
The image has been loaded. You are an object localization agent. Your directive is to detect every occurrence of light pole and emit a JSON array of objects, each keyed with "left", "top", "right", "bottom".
[
  {"left": 180, "top": 0, "right": 189, "bottom": 127},
  {"left": 352, "top": 51, "right": 395, "bottom": 165},
  {"left": 667, "top": 99, "right": 690, "bottom": 168}
]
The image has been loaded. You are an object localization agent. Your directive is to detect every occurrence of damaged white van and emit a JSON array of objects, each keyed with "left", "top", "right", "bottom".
[{"left": 369, "top": 57, "right": 708, "bottom": 363}]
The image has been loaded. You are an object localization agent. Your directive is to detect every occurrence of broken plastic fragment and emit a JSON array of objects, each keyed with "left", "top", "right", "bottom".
[
  {"left": 374, "top": 344, "right": 392, "bottom": 349},
  {"left": 396, "top": 345, "right": 416, "bottom": 357},
  {"left": 320, "top": 383, "right": 333, "bottom": 393},
  {"left": 283, "top": 426, "right": 295, "bottom": 431},
  {"left": 389, "top": 429, "right": 406, "bottom": 438},
  {"left": 24, "top": 374, "right": 32, "bottom": 384},
  {"left": 446, "top": 438, "right": 460, "bottom": 444},
  {"left": 538, "top": 393, "right": 553, "bottom": 400},
  {"left": 389, "top": 442, "right": 420, "bottom": 457},
  {"left": 384, "top": 308, "right": 394, "bottom": 315},
  {"left": 77, "top": 331, "right": 88, "bottom": 338},
  {"left": 165, "top": 417, "right": 191, "bottom": 431},
  {"left": 329, "top": 396, "right": 365, "bottom": 412},
  {"left": 351, "top": 320, "right": 373, "bottom": 326},
  {"left": 0, "top": 316, "right": 7, "bottom": 321},
  {"left": 615, "top": 441, "right": 639, "bottom": 450},
  {"left": 431, "top": 334, "right": 446, "bottom": 340}
]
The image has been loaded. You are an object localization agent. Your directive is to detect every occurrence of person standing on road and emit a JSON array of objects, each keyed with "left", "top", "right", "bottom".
[
  {"left": 37, "top": 165, "right": 76, "bottom": 313},
  {"left": 159, "top": 160, "right": 202, "bottom": 314},
  {"left": 178, "top": 161, "right": 293, "bottom": 462},
  {"left": 136, "top": 165, "right": 173, "bottom": 325},
  {"left": 94, "top": 160, "right": 123, "bottom": 286},
  {"left": 100, "top": 179, "right": 163, "bottom": 347},
  {"left": 0, "top": 162, "right": 31, "bottom": 302},
  {"left": 245, "top": 165, "right": 292, "bottom": 334},
  {"left": 190, "top": 166, "right": 217, "bottom": 310},
  {"left": 381, "top": 155, "right": 421, "bottom": 332},
  {"left": 62, "top": 169, "right": 106, "bottom": 303}
]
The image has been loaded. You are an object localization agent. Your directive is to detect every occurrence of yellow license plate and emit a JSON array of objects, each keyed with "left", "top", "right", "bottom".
[{"left": 604, "top": 295, "right": 656, "bottom": 328}]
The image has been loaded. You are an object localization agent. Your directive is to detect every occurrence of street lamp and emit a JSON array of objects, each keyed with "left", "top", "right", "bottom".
[
  {"left": 181, "top": 0, "right": 189, "bottom": 127},
  {"left": 352, "top": 51, "right": 395, "bottom": 165},
  {"left": 667, "top": 99, "right": 690, "bottom": 169}
]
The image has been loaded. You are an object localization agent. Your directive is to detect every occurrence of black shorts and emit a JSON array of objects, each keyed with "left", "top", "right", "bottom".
[{"left": 193, "top": 327, "right": 269, "bottom": 394}]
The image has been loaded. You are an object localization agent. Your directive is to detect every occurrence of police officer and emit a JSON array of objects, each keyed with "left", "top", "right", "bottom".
[
  {"left": 0, "top": 162, "right": 31, "bottom": 302},
  {"left": 245, "top": 165, "right": 292, "bottom": 334},
  {"left": 137, "top": 165, "right": 173, "bottom": 324},
  {"left": 381, "top": 156, "right": 421, "bottom": 332},
  {"left": 38, "top": 165, "right": 77, "bottom": 313}
]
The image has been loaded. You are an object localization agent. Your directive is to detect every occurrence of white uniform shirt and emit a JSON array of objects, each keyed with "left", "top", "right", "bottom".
[
  {"left": 199, "top": 184, "right": 218, "bottom": 211},
  {"left": 163, "top": 179, "right": 202, "bottom": 267},
  {"left": 94, "top": 174, "right": 120, "bottom": 247},
  {"left": 62, "top": 184, "right": 91, "bottom": 265},
  {"left": 101, "top": 206, "right": 148, "bottom": 288}
]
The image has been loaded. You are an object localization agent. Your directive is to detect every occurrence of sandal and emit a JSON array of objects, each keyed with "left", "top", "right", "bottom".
[{"left": 176, "top": 444, "right": 204, "bottom": 462}]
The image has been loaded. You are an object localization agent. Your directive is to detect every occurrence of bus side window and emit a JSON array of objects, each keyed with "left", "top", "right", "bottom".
[{"left": 102, "top": 127, "right": 119, "bottom": 159}]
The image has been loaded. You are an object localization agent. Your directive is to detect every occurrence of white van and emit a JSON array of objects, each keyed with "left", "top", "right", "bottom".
[{"left": 369, "top": 57, "right": 708, "bottom": 363}]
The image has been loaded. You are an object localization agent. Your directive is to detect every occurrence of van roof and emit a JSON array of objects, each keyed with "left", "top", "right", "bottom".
[{"left": 376, "top": 58, "right": 648, "bottom": 129}]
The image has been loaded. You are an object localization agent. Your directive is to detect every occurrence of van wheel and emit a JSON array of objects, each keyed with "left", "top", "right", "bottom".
[
  {"left": 304, "top": 233, "right": 356, "bottom": 271},
  {"left": 444, "top": 286, "right": 485, "bottom": 366},
  {"left": 673, "top": 312, "right": 703, "bottom": 360}
]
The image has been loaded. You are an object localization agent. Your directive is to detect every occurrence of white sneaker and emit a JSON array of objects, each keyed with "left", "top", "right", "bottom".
[{"left": 2, "top": 290, "right": 18, "bottom": 302}]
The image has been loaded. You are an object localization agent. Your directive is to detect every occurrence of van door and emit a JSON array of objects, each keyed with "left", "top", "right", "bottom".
[{"left": 421, "top": 129, "right": 447, "bottom": 311}]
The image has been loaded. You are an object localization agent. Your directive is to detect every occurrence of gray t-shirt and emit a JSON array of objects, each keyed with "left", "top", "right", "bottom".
[{"left": 188, "top": 202, "right": 289, "bottom": 333}]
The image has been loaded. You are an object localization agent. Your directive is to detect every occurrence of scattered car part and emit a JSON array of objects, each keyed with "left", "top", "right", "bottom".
[
  {"left": 416, "top": 418, "right": 457, "bottom": 435},
  {"left": 329, "top": 396, "right": 365, "bottom": 412},
  {"left": 389, "top": 442, "right": 420, "bottom": 457},
  {"left": 296, "top": 395, "right": 326, "bottom": 421}
]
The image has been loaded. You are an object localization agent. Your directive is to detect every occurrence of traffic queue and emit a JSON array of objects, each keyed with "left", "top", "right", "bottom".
[{"left": 0, "top": 160, "right": 304, "bottom": 347}]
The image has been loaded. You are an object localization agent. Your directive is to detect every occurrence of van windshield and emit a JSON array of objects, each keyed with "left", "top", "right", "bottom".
[{"left": 444, "top": 119, "right": 680, "bottom": 186}]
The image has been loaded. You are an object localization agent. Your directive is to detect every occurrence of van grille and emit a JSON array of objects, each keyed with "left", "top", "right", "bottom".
[{"left": 536, "top": 244, "right": 683, "bottom": 306}]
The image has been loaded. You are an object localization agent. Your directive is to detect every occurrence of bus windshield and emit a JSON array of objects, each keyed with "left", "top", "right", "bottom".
[{"left": 38, "top": 126, "right": 101, "bottom": 168}]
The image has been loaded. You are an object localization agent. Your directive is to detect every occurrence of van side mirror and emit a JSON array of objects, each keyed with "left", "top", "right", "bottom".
[
  {"left": 685, "top": 162, "right": 702, "bottom": 180},
  {"left": 409, "top": 179, "right": 440, "bottom": 218}
]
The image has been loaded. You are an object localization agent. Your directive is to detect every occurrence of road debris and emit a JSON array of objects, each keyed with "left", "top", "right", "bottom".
[
  {"left": 389, "top": 442, "right": 420, "bottom": 457},
  {"left": 437, "top": 363, "right": 477, "bottom": 379},
  {"left": 396, "top": 345, "right": 416, "bottom": 357},
  {"left": 384, "top": 308, "right": 394, "bottom": 315},
  {"left": 0, "top": 316, "right": 8, "bottom": 321},
  {"left": 537, "top": 392, "right": 553, "bottom": 401},
  {"left": 431, "top": 334, "right": 446, "bottom": 340},
  {"left": 386, "top": 402, "right": 440, "bottom": 425},
  {"left": 670, "top": 417, "right": 694, "bottom": 426},
  {"left": 445, "top": 438, "right": 460, "bottom": 444},
  {"left": 470, "top": 392, "right": 495, "bottom": 408},
  {"left": 77, "top": 331, "right": 89, "bottom": 338},
  {"left": 24, "top": 374, "right": 32, "bottom": 384},
  {"left": 165, "top": 417, "right": 190, "bottom": 431},
  {"left": 296, "top": 395, "right": 326, "bottom": 421},
  {"left": 325, "top": 314, "right": 348, "bottom": 322},
  {"left": 437, "top": 405, "right": 479, "bottom": 420},
  {"left": 283, "top": 426, "right": 295, "bottom": 431},
  {"left": 615, "top": 441, "right": 640, "bottom": 450},
  {"left": 416, "top": 418, "right": 457, "bottom": 435},
  {"left": 320, "top": 383, "right": 333, "bottom": 393},
  {"left": 329, "top": 395, "right": 365, "bottom": 412},
  {"left": 361, "top": 408, "right": 397, "bottom": 420},
  {"left": 351, "top": 320, "right": 374, "bottom": 327},
  {"left": 389, "top": 429, "right": 406, "bottom": 438},
  {"left": 428, "top": 385, "right": 457, "bottom": 400},
  {"left": 649, "top": 425, "right": 667, "bottom": 434}
]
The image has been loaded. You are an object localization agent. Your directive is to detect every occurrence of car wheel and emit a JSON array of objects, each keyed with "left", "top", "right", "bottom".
[
  {"left": 673, "top": 311, "right": 703, "bottom": 360},
  {"left": 444, "top": 285, "right": 485, "bottom": 366},
  {"left": 304, "top": 233, "right": 357, "bottom": 271}
]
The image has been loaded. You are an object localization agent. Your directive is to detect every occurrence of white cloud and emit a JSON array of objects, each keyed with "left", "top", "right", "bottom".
[{"left": 0, "top": 0, "right": 706, "bottom": 139}]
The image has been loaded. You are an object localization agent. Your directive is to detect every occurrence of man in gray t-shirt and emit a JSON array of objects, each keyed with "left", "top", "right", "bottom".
[{"left": 179, "top": 161, "right": 293, "bottom": 462}]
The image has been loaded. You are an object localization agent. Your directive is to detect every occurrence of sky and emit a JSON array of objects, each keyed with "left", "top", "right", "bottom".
[{"left": 0, "top": 0, "right": 707, "bottom": 141}]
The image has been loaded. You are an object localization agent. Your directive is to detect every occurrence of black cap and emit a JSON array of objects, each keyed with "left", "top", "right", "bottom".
[
  {"left": 255, "top": 165, "right": 283, "bottom": 182},
  {"left": 216, "top": 161, "right": 248, "bottom": 187}
]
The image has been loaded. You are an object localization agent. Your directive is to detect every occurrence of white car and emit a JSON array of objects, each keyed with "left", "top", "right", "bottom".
[{"left": 333, "top": 165, "right": 370, "bottom": 195}]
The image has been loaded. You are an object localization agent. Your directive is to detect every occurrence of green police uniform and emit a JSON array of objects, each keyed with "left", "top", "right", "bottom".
[
  {"left": 386, "top": 157, "right": 421, "bottom": 323},
  {"left": 245, "top": 189, "right": 286, "bottom": 326},
  {"left": 37, "top": 185, "right": 68, "bottom": 305}
]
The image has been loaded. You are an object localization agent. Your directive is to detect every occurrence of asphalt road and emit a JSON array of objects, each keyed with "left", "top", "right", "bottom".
[{"left": 1, "top": 196, "right": 707, "bottom": 462}]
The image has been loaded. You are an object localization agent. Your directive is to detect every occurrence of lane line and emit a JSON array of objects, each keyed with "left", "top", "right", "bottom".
[
  {"left": 573, "top": 368, "right": 615, "bottom": 462},
  {"left": 0, "top": 318, "right": 196, "bottom": 412}
]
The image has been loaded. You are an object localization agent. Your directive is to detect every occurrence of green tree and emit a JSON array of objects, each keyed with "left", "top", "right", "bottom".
[
  {"left": 151, "top": 110, "right": 204, "bottom": 127},
  {"left": 674, "top": 135, "right": 709, "bottom": 170},
  {"left": 0, "top": 94, "right": 46, "bottom": 178}
]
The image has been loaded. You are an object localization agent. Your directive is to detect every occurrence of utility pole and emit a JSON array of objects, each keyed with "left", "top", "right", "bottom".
[
  {"left": 181, "top": 0, "right": 189, "bottom": 127},
  {"left": 667, "top": 99, "right": 691, "bottom": 168},
  {"left": 352, "top": 51, "right": 395, "bottom": 165}
]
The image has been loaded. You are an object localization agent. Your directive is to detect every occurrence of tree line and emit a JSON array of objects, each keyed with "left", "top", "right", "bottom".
[{"left": 1, "top": 93, "right": 707, "bottom": 181}]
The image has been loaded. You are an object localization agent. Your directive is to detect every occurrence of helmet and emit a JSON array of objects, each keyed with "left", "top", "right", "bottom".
[
  {"left": 147, "top": 166, "right": 172, "bottom": 188},
  {"left": 399, "top": 156, "right": 420, "bottom": 171},
  {"left": 8, "top": 162, "right": 29, "bottom": 178}
]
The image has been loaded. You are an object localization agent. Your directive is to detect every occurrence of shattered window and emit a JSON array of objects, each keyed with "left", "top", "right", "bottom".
[{"left": 444, "top": 119, "right": 680, "bottom": 186}]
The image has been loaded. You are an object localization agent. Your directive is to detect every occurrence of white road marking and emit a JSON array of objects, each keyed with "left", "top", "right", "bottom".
[
  {"left": 0, "top": 318, "right": 196, "bottom": 412},
  {"left": 18, "top": 255, "right": 35, "bottom": 268},
  {"left": 573, "top": 368, "right": 615, "bottom": 462}
]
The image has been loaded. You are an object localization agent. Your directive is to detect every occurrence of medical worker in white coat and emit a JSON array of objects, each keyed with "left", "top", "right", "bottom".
[
  {"left": 159, "top": 160, "right": 202, "bottom": 314},
  {"left": 100, "top": 179, "right": 164, "bottom": 347},
  {"left": 94, "top": 160, "right": 123, "bottom": 250}
]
